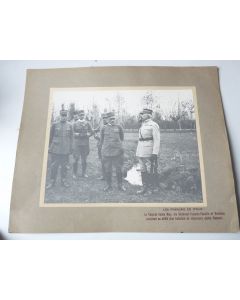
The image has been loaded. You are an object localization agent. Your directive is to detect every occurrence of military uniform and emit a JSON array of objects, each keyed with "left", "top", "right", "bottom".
[
  {"left": 93, "top": 113, "right": 108, "bottom": 180},
  {"left": 100, "top": 112, "right": 125, "bottom": 191},
  {"left": 47, "top": 109, "right": 73, "bottom": 188},
  {"left": 136, "top": 109, "right": 160, "bottom": 194},
  {"left": 72, "top": 110, "right": 93, "bottom": 177}
]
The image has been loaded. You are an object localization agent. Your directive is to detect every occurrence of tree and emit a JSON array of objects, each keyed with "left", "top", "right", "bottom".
[
  {"left": 105, "top": 98, "right": 112, "bottom": 112},
  {"left": 181, "top": 100, "right": 195, "bottom": 119},
  {"left": 68, "top": 103, "right": 75, "bottom": 121},
  {"left": 168, "top": 99, "right": 188, "bottom": 130},
  {"left": 115, "top": 93, "right": 125, "bottom": 124},
  {"left": 153, "top": 104, "right": 163, "bottom": 124},
  {"left": 142, "top": 91, "right": 155, "bottom": 109},
  {"left": 91, "top": 103, "right": 100, "bottom": 128},
  {"left": 181, "top": 100, "right": 196, "bottom": 129}
]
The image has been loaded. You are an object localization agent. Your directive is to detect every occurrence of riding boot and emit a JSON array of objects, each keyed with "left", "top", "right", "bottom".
[
  {"left": 147, "top": 173, "right": 155, "bottom": 194},
  {"left": 104, "top": 172, "right": 112, "bottom": 191},
  {"left": 73, "top": 160, "right": 78, "bottom": 179},
  {"left": 81, "top": 159, "right": 88, "bottom": 178},
  {"left": 137, "top": 172, "right": 149, "bottom": 195},
  {"left": 116, "top": 171, "right": 126, "bottom": 191},
  {"left": 98, "top": 162, "right": 105, "bottom": 180},
  {"left": 61, "top": 159, "right": 70, "bottom": 187},
  {"left": 152, "top": 172, "right": 160, "bottom": 193}
]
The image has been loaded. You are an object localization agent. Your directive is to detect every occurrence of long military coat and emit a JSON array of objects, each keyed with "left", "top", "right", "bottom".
[
  {"left": 49, "top": 121, "right": 73, "bottom": 155},
  {"left": 73, "top": 119, "right": 93, "bottom": 147},
  {"left": 100, "top": 124, "right": 124, "bottom": 157}
]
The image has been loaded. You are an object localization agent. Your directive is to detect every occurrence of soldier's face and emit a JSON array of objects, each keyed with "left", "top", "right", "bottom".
[
  {"left": 109, "top": 117, "right": 115, "bottom": 125},
  {"left": 142, "top": 113, "right": 151, "bottom": 121},
  {"left": 74, "top": 115, "right": 79, "bottom": 121},
  {"left": 103, "top": 118, "right": 108, "bottom": 125},
  {"left": 79, "top": 114, "right": 84, "bottom": 120}
]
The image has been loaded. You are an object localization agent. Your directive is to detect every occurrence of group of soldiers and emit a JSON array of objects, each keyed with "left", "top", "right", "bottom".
[{"left": 47, "top": 106, "right": 160, "bottom": 195}]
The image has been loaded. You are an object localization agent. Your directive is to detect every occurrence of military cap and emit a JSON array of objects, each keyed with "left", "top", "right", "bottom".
[
  {"left": 79, "top": 109, "right": 85, "bottom": 115},
  {"left": 106, "top": 111, "right": 115, "bottom": 118},
  {"left": 60, "top": 109, "right": 68, "bottom": 116},
  {"left": 142, "top": 108, "right": 153, "bottom": 115}
]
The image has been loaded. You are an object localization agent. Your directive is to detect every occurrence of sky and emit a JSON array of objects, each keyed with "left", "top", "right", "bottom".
[{"left": 51, "top": 88, "right": 194, "bottom": 117}]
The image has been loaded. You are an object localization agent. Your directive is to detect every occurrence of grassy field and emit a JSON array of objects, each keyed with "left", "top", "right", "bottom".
[{"left": 45, "top": 131, "right": 203, "bottom": 203}]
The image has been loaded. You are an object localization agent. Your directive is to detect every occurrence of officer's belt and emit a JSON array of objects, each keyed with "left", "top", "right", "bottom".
[{"left": 139, "top": 137, "right": 153, "bottom": 141}]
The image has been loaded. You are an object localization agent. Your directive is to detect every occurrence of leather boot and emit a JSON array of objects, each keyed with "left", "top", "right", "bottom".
[
  {"left": 104, "top": 172, "right": 112, "bottom": 191},
  {"left": 116, "top": 171, "right": 126, "bottom": 192},
  {"left": 98, "top": 163, "right": 105, "bottom": 180},
  {"left": 81, "top": 158, "right": 88, "bottom": 178},
  {"left": 152, "top": 173, "right": 160, "bottom": 193},
  {"left": 137, "top": 172, "right": 149, "bottom": 195},
  {"left": 73, "top": 160, "right": 78, "bottom": 179},
  {"left": 101, "top": 162, "right": 106, "bottom": 180}
]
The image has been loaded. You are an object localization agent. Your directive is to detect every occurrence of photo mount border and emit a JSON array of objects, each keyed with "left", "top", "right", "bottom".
[{"left": 39, "top": 86, "right": 207, "bottom": 208}]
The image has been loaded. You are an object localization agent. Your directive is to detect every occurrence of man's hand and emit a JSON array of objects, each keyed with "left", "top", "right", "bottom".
[{"left": 151, "top": 154, "right": 158, "bottom": 161}]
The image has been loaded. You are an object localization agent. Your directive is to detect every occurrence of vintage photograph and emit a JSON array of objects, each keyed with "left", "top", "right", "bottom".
[{"left": 41, "top": 87, "right": 205, "bottom": 205}]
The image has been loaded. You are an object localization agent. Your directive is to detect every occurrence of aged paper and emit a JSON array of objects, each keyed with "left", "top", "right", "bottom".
[{"left": 9, "top": 67, "right": 239, "bottom": 232}]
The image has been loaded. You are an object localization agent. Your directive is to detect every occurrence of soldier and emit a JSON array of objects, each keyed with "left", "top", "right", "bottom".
[
  {"left": 46, "top": 107, "right": 73, "bottom": 189},
  {"left": 72, "top": 109, "right": 93, "bottom": 179},
  {"left": 72, "top": 111, "right": 79, "bottom": 123},
  {"left": 93, "top": 113, "right": 109, "bottom": 180},
  {"left": 136, "top": 108, "right": 160, "bottom": 194},
  {"left": 100, "top": 112, "right": 126, "bottom": 192}
]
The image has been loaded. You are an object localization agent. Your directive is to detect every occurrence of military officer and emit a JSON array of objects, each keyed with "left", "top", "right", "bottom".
[
  {"left": 93, "top": 113, "right": 109, "bottom": 180},
  {"left": 100, "top": 112, "right": 126, "bottom": 192},
  {"left": 72, "top": 109, "right": 93, "bottom": 178},
  {"left": 72, "top": 111, "right": 79, "bottom": 123},
  {"left": 46, "top": 108, "right": 73, "bottom": 189},
  {"left": 136, "top": 108, "right": 160, "bottom": 194}
]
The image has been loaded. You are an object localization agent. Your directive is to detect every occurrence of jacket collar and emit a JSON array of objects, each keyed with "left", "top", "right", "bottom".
[{"left": 143, "top": 118, "right": 151, "bottom": 124}]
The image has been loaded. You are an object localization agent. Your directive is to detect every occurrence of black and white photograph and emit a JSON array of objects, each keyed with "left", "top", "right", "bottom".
[{"left": 41, "top": 87, "right": 205, "bottom": 205}]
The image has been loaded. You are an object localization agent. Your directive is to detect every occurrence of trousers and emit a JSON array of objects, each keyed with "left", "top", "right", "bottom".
[
  {"left": 102, "top": 154, "right": 124, "bottom": 173},
  {"left": 50, "top": 153, "right": 69, "bottom": 182},
  {"left": 97, "top": 145, "right": 105, "bottom": 178},
  {"left": 102, "top": 154, "right": 124, "bottom": 187},
  {"left": 138, "top": 157, "right": 152, "bottom": 173},
  {"left": 73, "top": 145, "right": 89, "bottom": 175}
]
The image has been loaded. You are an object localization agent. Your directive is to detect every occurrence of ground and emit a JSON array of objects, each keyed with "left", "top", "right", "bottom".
[{"left": 45, "top": 131, "right": 203, "bottom": 203}]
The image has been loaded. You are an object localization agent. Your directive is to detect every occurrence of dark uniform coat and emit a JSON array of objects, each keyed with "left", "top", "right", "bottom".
[
  {"left": 73, "top": 120, "right": 93, "bottom": 147},
  {"left": 100, "top": 124, "right": 124, "bottom": 157},
  {"left": 49, "top": 121, "right": 73, "bottom": 155}
]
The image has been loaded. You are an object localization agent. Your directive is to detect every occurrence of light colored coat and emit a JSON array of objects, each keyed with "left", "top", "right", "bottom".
[{"left": 136, "top": 119, "right": 160, "bottom": 158}]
